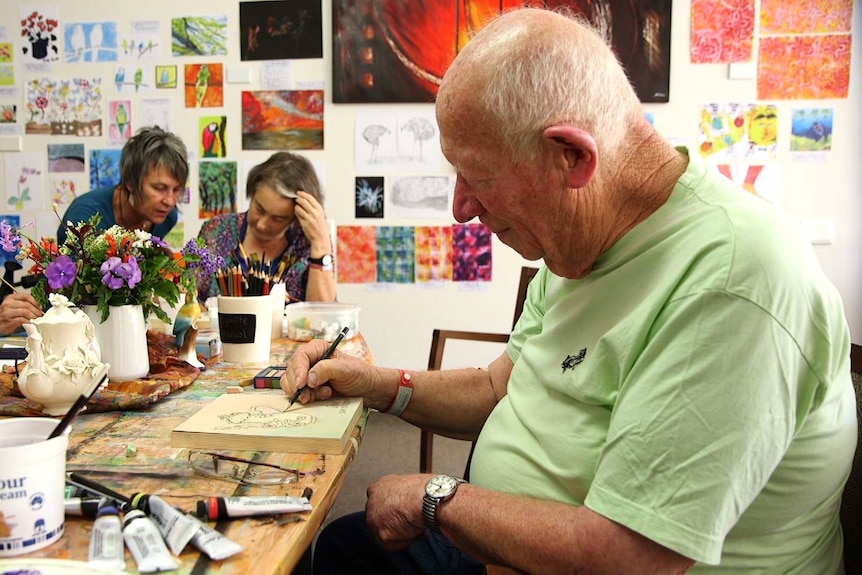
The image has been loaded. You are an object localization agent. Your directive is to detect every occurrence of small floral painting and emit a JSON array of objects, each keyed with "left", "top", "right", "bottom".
[
  {"left": 25, "top": 77, "right": 103, "bottom": 136},
  {"left": 20, "top": 7, "right": 60, "bottom": 63}
]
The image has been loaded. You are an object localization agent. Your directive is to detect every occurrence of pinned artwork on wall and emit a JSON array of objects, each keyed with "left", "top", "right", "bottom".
[
  {"left": 355, "top": 176, "right": 384, "bottom": 218},
  {"left": 239, "top": 0, "right": 323, "bottom": 61},
  {"left": 790, "top": 107, "right": 833, "bottom": 153},
  {"left": 89, "top": 148, "right": 121, "bottom": 190},
  {"left": 171, "top": 15, "right": 228, "bottom": 56},
  {"left": 25, "top": 77, "right": 103, "bottom": 137},
  {"left": 47, "top": 143, "right": 85, "bottom": 173},
  {"left": 241, "top": 90, "right": 324, "bottom": 150},
  {"left": 758, "top": 0, "right": 852, "bottom": 100},
  {"left": 690, "top": 0, "right": 755, "bottom": 63},
  {"left": 185, "top": 63, "right": 224, "bottom": 108},
  {"left": 332, "top": 0, "right": 672, "bottom": 103},
  {"left": 198, "top": 160, "right": 238, "bottom": 219},
  {"left": 376, "top": 226, "right": 415, "bottom": 284},
  {"left": 0, "top": 42, "right": 14, "bottom": 88},
  {"left": 452, "top": 223, "right": 492, "bottom": 282},
  {"left": 64, "top": 21, "right": 119, "bottom": 63},
  {"left": 155, "top": 65, "right": 178, "bottom": 89},
  {"left": 354, "top": 110, "right": 442, "bottom": 171},
  {"left": 415, "top": 226, "right": 453, "bottom": 282},
  {"left": 120, "top": 20, "right": 161, "bottom": 61},
  {"left": 200, "top": 116, "right": 227, "bottom": 158},
  {"left": 698, "top": 103, "right": 778, "bottom": 160},
  {"left": 336, "top": 225, "right": 378, "bottom": 283},
  {"left": 20, "top": 6, "right": 59, "bottom": 64},
  {"left": 107, "top": 100, "right": 132, "bottom": 146},
  {"left": 115, "top": 64, "right": 155, "bottom": 93},
  {"left": 716, "top": 163, "right": 781, "bottom": 205},
  {"left": 50, "top": 177, "right": 80, "bottom": 212},
  {"left": 4, "top": 153, "right": 44, "bottom": 212},
  {"left": 389, "top": 175, "right": 452, "bottom": 220}
]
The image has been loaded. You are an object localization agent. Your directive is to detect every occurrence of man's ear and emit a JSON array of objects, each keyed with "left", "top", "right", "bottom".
[{"left": 542, "top": 126, "right": 598, "bottom": 189}]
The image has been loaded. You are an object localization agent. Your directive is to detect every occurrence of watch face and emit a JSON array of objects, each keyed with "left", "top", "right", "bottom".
[
  {"left": 426, "top": 475, "right": 459, "bottom": 497},
  {"left": 321, "top": 254, "right": 333, "bottom": 266}
]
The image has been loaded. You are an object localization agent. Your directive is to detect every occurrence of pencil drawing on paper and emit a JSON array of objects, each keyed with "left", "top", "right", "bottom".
[{"left": 216, "top": 404, "right": 317, "bottom": 430}]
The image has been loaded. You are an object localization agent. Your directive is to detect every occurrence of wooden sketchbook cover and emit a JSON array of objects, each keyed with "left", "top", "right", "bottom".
[{"left": 170, "top": 393, "right": 364, "bottom": 454}]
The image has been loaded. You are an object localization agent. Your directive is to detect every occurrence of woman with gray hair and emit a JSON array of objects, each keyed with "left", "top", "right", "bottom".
[
  {"left": 195, "top": 151, "right": 336, "bottom": 304},
  {"left": 57, "top": 126, "right": 188, "bottom": 243}
]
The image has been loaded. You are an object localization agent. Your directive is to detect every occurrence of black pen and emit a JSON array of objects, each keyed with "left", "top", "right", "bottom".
[
  {"left": 48, "top": 364, "right": 109, "bottom": 440},
  {"left": 288, "top": 326, "right": 349, "bottom": 407}
]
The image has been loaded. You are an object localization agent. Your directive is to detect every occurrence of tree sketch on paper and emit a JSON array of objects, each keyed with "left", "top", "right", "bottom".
[
  {"left": 89, "top": 149, "right": 122, "bottom": 190},
  {"left": 355, "top": 111, "right": 441, "bottom": 171},
  {"left": 25, "top": 78, "right": 103, "bottom": 137},
  {"left": 64, "top": 22, "right": 119, "bottom": 62},
  {"left": 198, "top": 161, "right": 237, "bottom": 219},
  {"left": 171, "top": 15, "right": 228, "bottom": 56}
]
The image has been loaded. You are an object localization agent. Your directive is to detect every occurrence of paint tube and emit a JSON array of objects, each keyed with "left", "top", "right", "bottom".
[
  {"left": 186, "top": 513, "right": 244, "bottom": 560},
  {"left": 122, "top": 509, "right": 179, "bottom": 573},
  {"left": 195, "top": 495, "right": 312, "bottom": 520},
  {"left": 130, "top": 492, "right": 199, "bottom": 556},
  {"left": 88, "top": 499, "right": 125, "bottom": 572},
  {"left": 65, "top": 497, "right": 101, "bottom": 517}
]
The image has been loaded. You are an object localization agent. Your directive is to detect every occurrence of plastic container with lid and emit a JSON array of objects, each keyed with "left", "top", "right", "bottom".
[{"left": 284, "top": 303, "right": 360, "bottom": 342}]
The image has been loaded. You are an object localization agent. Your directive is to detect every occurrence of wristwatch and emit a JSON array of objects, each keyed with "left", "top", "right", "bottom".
[
  {"left": 309, "top": 254, "right": 333, "bottom": 271},
  {"left": 422, "top": 475, "right": 465, "bottom": 533}
]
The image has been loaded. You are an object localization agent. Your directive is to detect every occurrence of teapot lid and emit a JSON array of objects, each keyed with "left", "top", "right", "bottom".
[{"left": 31, "top": 293, "right": 90, "bottom": 326}]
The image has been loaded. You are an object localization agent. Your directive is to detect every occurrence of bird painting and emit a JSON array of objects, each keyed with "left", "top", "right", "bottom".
[{"left": 173, "top": 293, "right": 204, "bottom": 369}]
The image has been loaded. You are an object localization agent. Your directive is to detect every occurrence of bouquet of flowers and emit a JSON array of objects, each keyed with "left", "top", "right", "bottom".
[{"left": 0, "top": 215, "right": 223, "bottom": 324}]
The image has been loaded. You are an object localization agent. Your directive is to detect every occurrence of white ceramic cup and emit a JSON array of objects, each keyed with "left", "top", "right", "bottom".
[
  {"left": 0, "top": 418, "right": 71, "bottom": 556},
  {"left": 217, "top": 295, "right": 273, "bottom": 363}
]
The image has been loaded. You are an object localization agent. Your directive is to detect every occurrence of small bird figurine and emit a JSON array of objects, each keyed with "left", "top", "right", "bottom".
[{"left": 173, "top": 293, "right": 204, "bottom": 369}]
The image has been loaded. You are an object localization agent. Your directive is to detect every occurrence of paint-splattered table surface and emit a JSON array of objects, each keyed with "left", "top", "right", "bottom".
[{"left": 5, "top": 334, "right": 373, "bottom": 574}]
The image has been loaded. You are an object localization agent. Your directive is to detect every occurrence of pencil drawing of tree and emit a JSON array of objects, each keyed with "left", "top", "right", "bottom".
[
  {"left": 171, "top": 16, "right": 227, "bottom": 56},
  {"left": 401, "top": 117, "right": 435, "bottom": 162}
]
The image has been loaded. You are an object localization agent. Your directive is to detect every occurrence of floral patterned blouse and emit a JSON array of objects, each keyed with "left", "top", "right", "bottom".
[{"left": 195, "top": 212, "right": 311, "bottom": 302}]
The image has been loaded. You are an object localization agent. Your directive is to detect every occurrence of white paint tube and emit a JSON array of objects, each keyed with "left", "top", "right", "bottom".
[
  {"left": 87, "top": 500, "right": 125, "bottom": 572},
  {"left": 122, "top": 509, "right": 179, "bottom": 573},
  {"left": 196, "top": 495, "right": 312, "bottom": 520},
  {"left": 132, "top": 493, "right": 199, "bottom": 555},
  {"left": 186, "top": 513, "right": 244, "bottom": 560}
]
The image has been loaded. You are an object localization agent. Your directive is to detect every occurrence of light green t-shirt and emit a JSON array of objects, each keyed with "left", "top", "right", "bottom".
[{"left": 470, "top": 150, "right": 856, "bottom": 572}]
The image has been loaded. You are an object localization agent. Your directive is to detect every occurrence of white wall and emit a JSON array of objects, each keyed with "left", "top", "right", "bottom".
[{"left": 1, "top": 1, "right": 859, "bottom": 372}]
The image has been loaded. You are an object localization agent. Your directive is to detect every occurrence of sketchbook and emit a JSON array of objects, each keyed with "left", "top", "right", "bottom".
[{"left": 170, "top": 393, "right": 364, "bottom": 454}]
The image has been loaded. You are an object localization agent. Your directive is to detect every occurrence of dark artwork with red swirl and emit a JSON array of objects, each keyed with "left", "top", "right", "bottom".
[{"left": 332, "top": 0, "right": 672, "bottom": 104}]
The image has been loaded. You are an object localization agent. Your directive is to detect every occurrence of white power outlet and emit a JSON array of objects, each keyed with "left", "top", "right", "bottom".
[
  {"left": 0, "top": 136, "right": 21, "bottom": 151},
  {"left": 800, "top": 219, "right": 835, "bottom": 245}
]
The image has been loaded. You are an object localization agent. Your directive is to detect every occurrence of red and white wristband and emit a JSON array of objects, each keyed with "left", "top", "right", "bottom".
[{"left": 384, "top": 370, "right": 413, "bottom": 417}]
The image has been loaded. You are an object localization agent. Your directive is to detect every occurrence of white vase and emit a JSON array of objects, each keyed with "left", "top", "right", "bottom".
[{"left": 84, "top": 304, "right": 150, "bottom": 381}]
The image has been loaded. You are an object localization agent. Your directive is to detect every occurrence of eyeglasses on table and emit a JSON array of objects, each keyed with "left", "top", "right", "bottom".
[{"left": 187, "top": 450, "right": 325, "bottom": 486}]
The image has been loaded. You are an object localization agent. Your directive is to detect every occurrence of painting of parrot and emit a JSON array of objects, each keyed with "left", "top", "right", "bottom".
[{"left": 134, "top": 67, "right": 143, "bottom": 92}]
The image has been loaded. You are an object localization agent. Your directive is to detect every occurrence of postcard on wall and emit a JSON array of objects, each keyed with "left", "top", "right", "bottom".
[{"left": 171, "top": 393, "right": 364, "bottom": 454}]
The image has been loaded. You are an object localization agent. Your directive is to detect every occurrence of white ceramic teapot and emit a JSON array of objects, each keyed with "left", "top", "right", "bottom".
[{"left": 18, "top": 293, "right": 106, "bottom": 415}]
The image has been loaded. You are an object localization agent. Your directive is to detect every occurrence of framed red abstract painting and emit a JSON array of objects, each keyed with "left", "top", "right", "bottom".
[{"left": 332, "top": 0, "right": 672, "bottom": 104}]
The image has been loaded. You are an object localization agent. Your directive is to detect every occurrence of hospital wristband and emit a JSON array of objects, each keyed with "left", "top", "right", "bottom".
[{"left": 384, "top": 370, "right": 413, "bottom": 416}]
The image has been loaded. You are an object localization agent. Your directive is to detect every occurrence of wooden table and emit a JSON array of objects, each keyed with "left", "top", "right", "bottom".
[{"left": 10, "top": 334, "right": 372, "bottom": 574}]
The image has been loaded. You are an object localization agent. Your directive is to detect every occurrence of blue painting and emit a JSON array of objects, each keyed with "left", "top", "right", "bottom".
[
  {"left": 89, "top": 149, "right": 122, "bottom": 190},
  {"left": 65, "top": 22, "right": 119, "bottom": 62},
  {"left": 790, "top": 107, "right": 834, "bottom": 152}
]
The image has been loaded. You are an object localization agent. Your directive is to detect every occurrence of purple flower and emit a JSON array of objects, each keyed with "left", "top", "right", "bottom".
[
  {"left": 149, "top": 235, "right": 168, "bottom": 248},
  {"left": 0, "top": 221, "right": 19, "bottom": 253},
  {"left": 45, "top": 255, "right": 77, "bottom": 289},
  {"left": 183, "top": 239, "right": 225, "bottom": 276},
  {"left": 100, "top": 257, "right": 142, "bottom": 290}
]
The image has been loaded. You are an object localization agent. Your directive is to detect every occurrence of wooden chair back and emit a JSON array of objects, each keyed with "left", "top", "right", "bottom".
[
  {"left": 420, "top": 266, "right": 539, "bottom": 475},
  {"left": 842, "top": 342, "right": 862, "bottom": 572}
]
